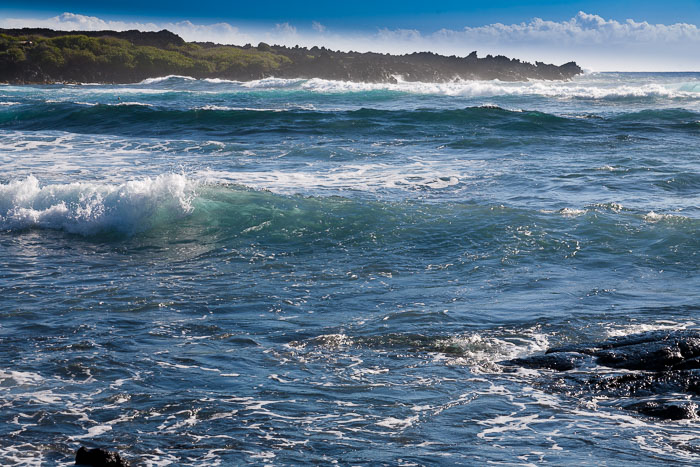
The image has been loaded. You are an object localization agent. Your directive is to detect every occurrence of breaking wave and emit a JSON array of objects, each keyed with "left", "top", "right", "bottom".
[
  {"left": 0, "top": 174, "right": 194, "bottom": 235},
  {"left": 127, "top": 75, "right": 700, "bottom": 100}
]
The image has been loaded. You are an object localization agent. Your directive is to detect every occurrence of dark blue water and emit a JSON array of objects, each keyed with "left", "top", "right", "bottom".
[{"left": 1, "top": 73, "right": 700, "bottom": 465}]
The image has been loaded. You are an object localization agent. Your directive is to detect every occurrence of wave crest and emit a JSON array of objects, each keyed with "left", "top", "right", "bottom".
[
  {"left": 0, "top": 174, "right": 194, "bottom": 235},
  {"left": 126, "top": 75, "right": 700, "bottom": 100},
  {"left": 137, "top": 75, "right": 197, "bottom": 85}
]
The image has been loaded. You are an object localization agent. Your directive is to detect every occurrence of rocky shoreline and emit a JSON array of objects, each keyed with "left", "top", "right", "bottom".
[
  {"left": 0, "top": 28, "right": 583, "bottom": 84},
  {"left": 502, "top": 330, "right": 700, "bottom": 420}
]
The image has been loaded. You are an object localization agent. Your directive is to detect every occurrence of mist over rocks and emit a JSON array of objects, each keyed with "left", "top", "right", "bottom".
[{"left": 0, "top": 28, "right": 582, "bottom": 84}]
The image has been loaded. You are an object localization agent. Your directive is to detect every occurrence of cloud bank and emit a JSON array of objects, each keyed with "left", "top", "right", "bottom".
[{"left": 2, "top": 11, "right": 699, "bottom": 71}]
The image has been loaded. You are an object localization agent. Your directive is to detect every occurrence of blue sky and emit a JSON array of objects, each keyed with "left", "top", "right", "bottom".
[
  {"left": 2, "top": 2, "right": 700, "bottom": 70},
  {"left": 3, "top": 1, "right": 700, "bottom": 29}
]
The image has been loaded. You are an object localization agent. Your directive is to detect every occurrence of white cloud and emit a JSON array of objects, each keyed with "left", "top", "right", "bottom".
[
  {"left": 311, "top": 21, "right": 326, "bottom": 33},
  {"left": 1, "top": 11, "right": 699, "bottom": 70},
  {"left": 451, "top": 11, "right": 700, "bottom": 45},
  {"left": 0, "top": 12, "right": 256, "bottom": 44},
  {"left": 273, "top": 22, "right": 297, "bottom": 36},
  {"left": 0, "top": 12, "right": 158, "bottom": 31}
]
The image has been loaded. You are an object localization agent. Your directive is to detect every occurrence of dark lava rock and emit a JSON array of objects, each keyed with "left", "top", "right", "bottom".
[
  {"left": 583, "top": 370, "right": 700, "bottom": 397},
  {"left": 75, "top": 447, "right": 129, "bottom": 467},
  {"left": 544, "top": 330, "right": 700, "bottom": 372},
  {"left": 500, "top": 330, "right": 700, "bottom": 420},
  {"left": 626, "top": 401, "right": 700, "bottom": 420},
  {"left": 593, "top": 342, "right": 685, "bottom": 371},
  {"left": 503, "top": 352, "right": 585, "bottom": 371}
]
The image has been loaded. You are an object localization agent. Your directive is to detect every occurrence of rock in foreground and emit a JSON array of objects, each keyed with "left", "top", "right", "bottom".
[
  {"left": 75, "top": 447, "right": 129, "bottom": 467},
  {"left": 502, "top": 330, "right": 700, "bottom": 420}
]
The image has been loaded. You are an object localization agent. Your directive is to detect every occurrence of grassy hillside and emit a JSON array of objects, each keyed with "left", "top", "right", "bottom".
[{"left": 0, "top": 31, "right": 291, "bottom": 83}]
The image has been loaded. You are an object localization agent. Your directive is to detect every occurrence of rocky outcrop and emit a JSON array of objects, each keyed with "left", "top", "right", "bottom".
[
  {"left": 75, "top": 447, "right": 129, "bottom": 467},
  {"left": 502, "top": 330, "right": 700, "bottom": 420}
]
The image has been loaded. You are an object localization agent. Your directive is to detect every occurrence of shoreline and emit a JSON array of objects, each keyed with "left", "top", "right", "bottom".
[{"left": 0, "top": 28, "right": 583, "bottom": 85}]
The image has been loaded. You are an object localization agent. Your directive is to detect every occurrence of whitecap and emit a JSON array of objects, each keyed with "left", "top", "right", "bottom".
[
  {"left": 195, "top": 162, "right": 464, "bottom": 195},
  {"left": 137, "top": 75, "right": 197, "bottom": 85},
  {"left": 231, "top": 76, "right": 700, "bottom": 100},
  {"left": 0, "top": 174, "right": 195, "bottom": 235},
  {"left": 558, "top": 207, "right": 587, "bottom": 217},
  {"left": 203, "top": 77, "right": 241, "bottom": 84},
  {"left": 643, "top": 211, "right": 686, "bottom": 222}
]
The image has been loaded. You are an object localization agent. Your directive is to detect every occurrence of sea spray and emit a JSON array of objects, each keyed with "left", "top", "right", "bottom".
[{"left": 0, "top": 174, "right": 194, "bottom": 235}]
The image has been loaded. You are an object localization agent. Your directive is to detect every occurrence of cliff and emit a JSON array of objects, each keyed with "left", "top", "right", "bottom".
[{"left": 0, "top": 28, "right": 583, "bottom": 84}]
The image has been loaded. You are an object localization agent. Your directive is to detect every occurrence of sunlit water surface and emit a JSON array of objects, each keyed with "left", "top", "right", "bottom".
[{"left": 1, "top": 72, "right": 700, "bottom": 465}]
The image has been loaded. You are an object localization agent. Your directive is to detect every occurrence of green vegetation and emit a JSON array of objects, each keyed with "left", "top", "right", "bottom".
[
  {"left": 189, "top": 45, "right": 290, "bottom": 73},
  {"left": 0, "top": 33, "right": 292, "bottom": 82},
  {"left": 0, "top": 29, "right": 583, "bottom": 83}
]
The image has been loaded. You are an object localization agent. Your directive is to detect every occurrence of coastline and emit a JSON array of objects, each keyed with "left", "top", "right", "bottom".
[{"left": 0, "top": 28, "right": 583, "bottom": 85}]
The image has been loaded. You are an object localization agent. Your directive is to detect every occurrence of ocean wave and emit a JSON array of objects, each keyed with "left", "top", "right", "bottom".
[
  {"left": 2, "top": 173, "right": 699, "bottom": 248},
  {"left": 138, "top": 75, "right": 198, "bottom": 85},
  {"left": 111, "top": 74, "right": 700, "bottom": 101},
  {"left": 310, "top": 78, "right": 700, "bottom": 100},
  {"left": 0, "top": 102, "right": 586, "bottom": 137},
  {"left": 643, "top": 211, "right": 686, "bottom": 223},
  {"left": 240, "top": 77, "right": 304, "bottom": 89},
  {"left": 202, "top": 78, "right": 241, "bottom": 84},
  {"left": 195, "top": 105, "right": 285, "bottom": 112},
  {"left": 112, "top": 101, "right": 155, "bottom": 107},
  {"left": 2, "top": 100, "right": 696, "bottom": 140},
  {"left": 222, "top": 76, "right": 700, "bottom": 100},
  {"left": 0, "top": 174, "right": 194, "bottom": 235},
  {"left": 195, "top": 165, "right": 462, "bottom": 194}
]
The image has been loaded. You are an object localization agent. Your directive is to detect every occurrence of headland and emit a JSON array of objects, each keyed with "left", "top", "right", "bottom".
[{"left": 0, "top": 28, "right": 583, "bottom": 84}]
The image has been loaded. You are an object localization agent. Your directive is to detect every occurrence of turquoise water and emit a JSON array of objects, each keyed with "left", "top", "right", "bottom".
[{"left": 1, "top": 73, "right": 700, "bottom": 465}]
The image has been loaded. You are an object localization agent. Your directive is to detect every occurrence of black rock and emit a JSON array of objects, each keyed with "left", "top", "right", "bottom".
[
  {"left": 501, "top": 329, "right": 700, "bottom": 420},
  {"left": 503, "top": 352, "right": 585, "bottom": 371},
  {"left": 593, "top": 342, "right": 685, "bottom": 371},
  {"left": 75, "top": 447, "right": 129, "bottom": 467},
  {"left": 546, "top": 330, "right": 700, "bottom": 356},
  {"left": 626, "top": 400, "right": 699, "bottom": 421},
  {"left": 584, "top": 370, "right": 700, "bottom": 397}
]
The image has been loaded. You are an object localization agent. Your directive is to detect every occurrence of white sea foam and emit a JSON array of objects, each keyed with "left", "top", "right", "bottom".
[
  {"left": 0, "top": 370, "right": 44, "bottom": 386},
  {"left": 434, "top": 331, "right": 549, "bottom": 373},
  {"left": 0, "top": 174, "right": 194, "bottom": 235},
  {"left": 558, "top": 207, "right": 587, "bottom": 217},
  {"left": 643, "top": 211, "right": 686, "bottom": 222},
  {"left": 7, "top": 74, "right": 697, "bottom": 103},
  {"left": 195, "top": 162, "right": 464, "bottom": 195},
  {"left": 196, "top": 105, "right": 284, "bottom": 112},
  {"left": 603, "top": 320, "right": 695, "bottom": 338},
  {"left": 235, "top": 76, "right": 700, "bottom": 100},
  {"left": 112, "top": 101, "right": 154, "bottom": 107},
  {"left": 240, "top": 77, "right": 303, "bottom": 89},
  {"left": 138, "top": 75, "right": 197, "bottom": 85},
  {"left": 376, "top": 415, "right": 419, "bottom": 430},
  {"left": 203, "top": 78, "right": 241, "bottom": 84},
  {"left": 71, "top": 424, "right": 113, "bottom": 439}
]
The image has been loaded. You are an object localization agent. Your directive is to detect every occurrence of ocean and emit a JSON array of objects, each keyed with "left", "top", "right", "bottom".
[{"left": 1, "top": 72, "right": 700, "bottom": 465}]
